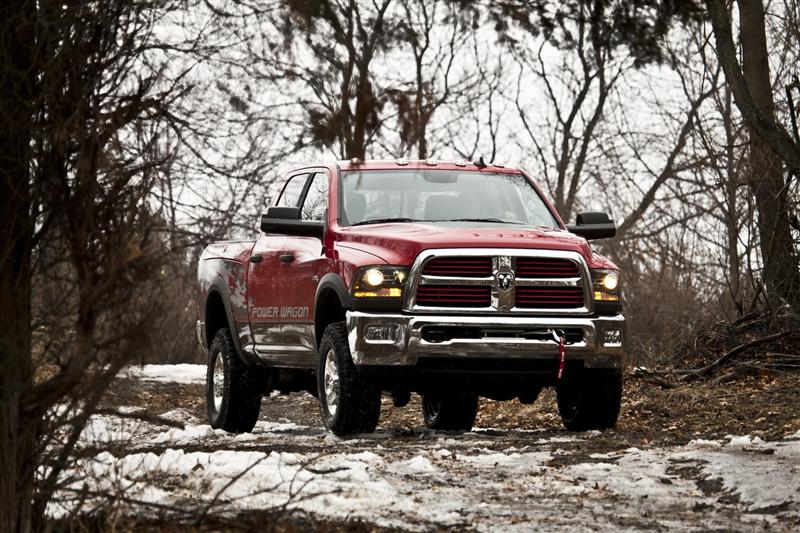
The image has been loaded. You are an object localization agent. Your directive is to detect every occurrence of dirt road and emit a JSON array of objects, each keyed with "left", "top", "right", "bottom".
[{"left": 65, "top": 366, "right": 800, "bottom": 531}]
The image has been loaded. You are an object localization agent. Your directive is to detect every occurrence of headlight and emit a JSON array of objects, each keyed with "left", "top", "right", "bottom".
[
  {"left": 591, "top": 269, "right": 621, "bottom": 302},
  {"left": 352, "top": 266, "right": 409, "bottom": 298},
  {"left": 602, "top": 271, "right": 619, "bottom": 291},
  {"left": 363, "top": 268, "right": 385, "bottom": 287}
]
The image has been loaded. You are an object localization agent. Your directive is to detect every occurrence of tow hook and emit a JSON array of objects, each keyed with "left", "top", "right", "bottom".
[{"left": 551, "top": 329, "right": 566, "bottom": 381}]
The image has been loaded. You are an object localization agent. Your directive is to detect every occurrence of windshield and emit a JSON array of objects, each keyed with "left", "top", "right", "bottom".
[{"left": 340, "top": 169, "right": 560, "bottom": 228}]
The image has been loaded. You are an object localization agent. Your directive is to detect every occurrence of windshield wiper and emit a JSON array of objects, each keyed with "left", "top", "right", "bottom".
[
  {"left": 439, "top": 218, "right": 525, "bottom": 224},
  {"left": 351, "top": 217, "right": 424, "bottom": 226}
]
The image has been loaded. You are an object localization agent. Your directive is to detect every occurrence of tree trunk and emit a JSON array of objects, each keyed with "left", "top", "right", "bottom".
[
  {"left": 0, "top": 2, "right": 36, "bottom": 532},
  {"left": 349, "top": 75, "right": 372, "bottom": 160},
  {"left": 738, "top": 0, "right": 800, "bottom": 308},
  {"left": 722, "top": 85, "right": 743, "bottom": 313}
]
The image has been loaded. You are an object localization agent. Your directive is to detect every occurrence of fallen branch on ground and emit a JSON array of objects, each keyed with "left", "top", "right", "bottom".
[
  {"left": 94, "top": 408, "right": 185, "bottom": 429},
  {"left": 680, "top": 330, "right": 797, "bottom": 381}
]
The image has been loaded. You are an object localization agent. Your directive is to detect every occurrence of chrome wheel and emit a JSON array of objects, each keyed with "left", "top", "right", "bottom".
[
  {"left": 323, "top": 348, "right": 340, "bottom": 416},
  {"left": 212, "top": 351, "right": 225, "bottom": 412}
]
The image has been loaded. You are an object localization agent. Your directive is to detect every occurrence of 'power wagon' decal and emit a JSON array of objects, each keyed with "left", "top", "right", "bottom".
[{"left": 251, "top": 306, "right": 309, "bottom": 319}]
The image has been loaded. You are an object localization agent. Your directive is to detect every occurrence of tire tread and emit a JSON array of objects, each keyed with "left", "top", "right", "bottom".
[
  {"left": 318, "top": 322, "right": 381, "bottom": 436},
  {"left": 422, "top": 392, "right": 479, "bottom": 431},
  {"left": 207, "top": 328, "right": 261, "bottom": 433},
  {"left": 556, "top": 371, "right": 622, "bottom": 431}
]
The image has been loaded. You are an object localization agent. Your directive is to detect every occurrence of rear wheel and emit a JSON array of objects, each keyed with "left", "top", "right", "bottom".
[
  {"left": 317, "top": 322, "right": 381, "bottom": 436},
  {"left": 421, "top": 392, "right": 479, "bottom": 431},
  {"left": 206, "top": 328, "right": 262, "bottom": 433},
  {"left": 556, "top": 370, "right": 622, "bottom": 431}
]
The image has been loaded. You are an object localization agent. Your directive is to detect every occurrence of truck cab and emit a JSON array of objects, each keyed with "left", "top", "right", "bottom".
[{"left": 197, "top": 160, "right": 624, "bottom": 436}]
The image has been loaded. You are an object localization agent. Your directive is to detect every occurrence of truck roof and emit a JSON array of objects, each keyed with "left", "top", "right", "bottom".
[{"left": 334, "top": 159, "right": 524, "bottom": 173}]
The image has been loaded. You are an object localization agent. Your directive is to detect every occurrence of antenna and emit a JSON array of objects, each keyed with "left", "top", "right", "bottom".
[{"left": 473, "top": 156, "right": 487, "bottom": 168}]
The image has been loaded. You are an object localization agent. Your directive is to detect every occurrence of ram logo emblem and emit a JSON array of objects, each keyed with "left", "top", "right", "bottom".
[{"left": 495, "top": 270, "right": 515, "bottom": 292}]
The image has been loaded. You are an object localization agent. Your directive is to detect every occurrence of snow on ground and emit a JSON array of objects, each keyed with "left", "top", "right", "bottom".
[
  {"left": 60, "top": 365, "right": 799, "bottom": 530},
  {"left": 60, "top": 413, "right": 800, "bottom": 530},
  {"left": 119, "top": 364, "right": 206, "bottom": 384}
]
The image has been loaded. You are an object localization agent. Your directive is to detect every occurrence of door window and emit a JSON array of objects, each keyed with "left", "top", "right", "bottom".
[
  {"left": 276, "top": 173, "right": 308, "bottom": 207},
  {"left": 300, "top": 172, "right": 328, "bottom": 221}
]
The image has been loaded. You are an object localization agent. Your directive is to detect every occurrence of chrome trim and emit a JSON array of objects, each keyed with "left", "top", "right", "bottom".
[
  {"left": 196, "top": 320, "right": 206, "bottom": 350},
  {"left": 492, "top": 255, "right": 515, "bottom": 311},
  {"left": 403, "top": 248, "right": 593, "bottom": 315},
  {"left": 515, "top": 278, "right": 581, "bottom": 287},
  {"left": 212, "top": 351, "right": 225, "bottom": 411},
  {"left": 323, "top": 348, "right": 339, "bottom": 415},
  {"left": 420, "top": 276, "right": 493, "bottom": 285},
  {"left": 347, "top": 311, "right": 624, "bottom": 369}
]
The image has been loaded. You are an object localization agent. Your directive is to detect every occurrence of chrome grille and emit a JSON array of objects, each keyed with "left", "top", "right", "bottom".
[{"left": 405, "top": 249, "right": 592, "bottom": 314}]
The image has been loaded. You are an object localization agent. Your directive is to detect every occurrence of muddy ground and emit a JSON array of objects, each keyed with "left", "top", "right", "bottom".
[
  {"left": 103, "top": 370, "right": 800, "bottom": 445},
  {"left": 84, "top": 369, "right": 800, "bottom": 531}
]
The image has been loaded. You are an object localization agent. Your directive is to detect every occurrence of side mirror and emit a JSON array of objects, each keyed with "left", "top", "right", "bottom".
[
  {"left": 566, "top": 211, "right": 617, "bottom": 240},
  {"left": 260, "top": 206, "right": 324, "bottom": 239}
]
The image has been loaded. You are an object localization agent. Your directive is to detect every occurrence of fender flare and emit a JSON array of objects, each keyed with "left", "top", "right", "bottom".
[
  {"left": 206, "top": 281, "right": 261, "bottom": 367},
  {"left": 314, "top": 273, "right": 352, "bottom": 311}
]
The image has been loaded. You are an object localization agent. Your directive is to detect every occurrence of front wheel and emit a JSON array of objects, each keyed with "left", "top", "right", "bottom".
[
  {"left": 317, "top": 322, "right": 381, "bottom": 436},
  {"left": 556, "top": 370, "right": 622, "bottom": 431},
  {"left": 421, "top": 392, "right": 479, "bottom": 431},
  {"left": 206, "top": 328, "right": 262, "bottom": 433}
]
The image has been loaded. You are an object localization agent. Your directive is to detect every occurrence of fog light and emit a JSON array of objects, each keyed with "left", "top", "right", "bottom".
[
  {"left": 365, "top": 325, "right": 399, "bottom": 343},
  {"left": 604, "top": 329, "right": 622, "bottom": 345}
]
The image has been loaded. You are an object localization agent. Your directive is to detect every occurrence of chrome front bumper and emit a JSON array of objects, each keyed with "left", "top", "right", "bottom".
[{"left": 346, "top": 311, "right": 625, "bottom": 369}]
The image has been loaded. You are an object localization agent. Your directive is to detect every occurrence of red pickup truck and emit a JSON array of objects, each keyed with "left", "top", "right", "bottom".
[{"left": 197, "top": 160, "right": 624, "bottom": 436}]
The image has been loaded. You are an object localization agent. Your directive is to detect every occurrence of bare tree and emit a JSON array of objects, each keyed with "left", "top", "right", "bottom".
[
  {"left": 0, "top": 1, "right": 200, "bottom": 530},
  {"left": 272, "top": 0, "right": 395, "bottom": 159},
  {"left": 386, "top": 0, "right": 478, "bottom": 159},
  {"left": 706, "top": 0, "right": 800, "bottom": 309},
  {"left": 510, "top": 6, "right": 629, "bottom": 220},
  {"left": 0, "top": 1, "right": 36, "bottom": 530}
]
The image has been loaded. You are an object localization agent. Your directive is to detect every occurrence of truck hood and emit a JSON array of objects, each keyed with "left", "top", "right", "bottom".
[{"left": 335, "top": 222, "right": 611, "bottom": 268}]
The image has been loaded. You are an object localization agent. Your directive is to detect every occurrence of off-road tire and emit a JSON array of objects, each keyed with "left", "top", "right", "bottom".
[
  {"left": 206, "top": 328, "right": 262, "bottom": 433},
  {"left": 421, "top": 392, "right": 479, "bottom": 431},
  {"left": 317, "top": 322, "right": 381, "bottom": 436},
  {"left": 556, "top": 370, "right": 622, "bottom": 431}
]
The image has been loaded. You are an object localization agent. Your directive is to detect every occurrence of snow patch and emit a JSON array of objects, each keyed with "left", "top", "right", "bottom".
[
  {"left": 727, "top": 435, "right": 764, "bottom": 448},
  {"left": 120, "top": 364, "right": 206, "bottom": 384},
  {"left": 386, "top": 455, "right": 437, "bottom": 474},
  {"left": 686, "top": 438, "right": 723, "bottom": 449}
]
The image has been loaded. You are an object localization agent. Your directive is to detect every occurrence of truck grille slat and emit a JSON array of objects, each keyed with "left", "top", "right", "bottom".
[
  {"left": 422, "top": 257, "right": 492, "bottom": 277},
  {"left": 516, "top": 287, "right": 584, "bottom": 308},
  {"left": 416, "top": 285, "right": 491, "bottom": 307},
  {"left": 516, "top": 258, "right": 580, "bottom": 278}
]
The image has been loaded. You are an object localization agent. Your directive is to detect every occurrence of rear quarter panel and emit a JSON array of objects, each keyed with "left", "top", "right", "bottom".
[{"left": 197, "top": 240, "right": 255, "bottom": 346}]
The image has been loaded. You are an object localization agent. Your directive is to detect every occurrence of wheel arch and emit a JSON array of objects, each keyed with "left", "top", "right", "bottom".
[
  {"left": 314, "top": 273, "right": 351, "bottom": 349},
  {"left": 205, "top": 282, "right": 256, "bottom": 365}
]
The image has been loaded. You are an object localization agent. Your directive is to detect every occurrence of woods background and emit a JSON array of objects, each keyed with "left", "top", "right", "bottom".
[{"left": 1, "top": 0, "right": 799, "bottom": 531}]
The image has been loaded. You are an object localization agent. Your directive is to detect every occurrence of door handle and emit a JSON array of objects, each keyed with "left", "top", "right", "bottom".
[
  {"left": 279, "top": 254, "right": 294, "bottom": 264},
  {"left": 249, "top": 255, "right": 263, "bottom": 264}
]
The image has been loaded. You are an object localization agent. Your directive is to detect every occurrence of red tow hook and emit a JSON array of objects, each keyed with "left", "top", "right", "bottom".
[{"left": 552, "top": 329, "right": 566, "bottom": 381}]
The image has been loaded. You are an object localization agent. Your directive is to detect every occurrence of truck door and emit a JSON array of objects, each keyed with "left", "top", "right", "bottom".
[
  {"left": 246, "top": 172, "right": 311, "bottom": 365},
  {"left": 282, "top": 171, "right": 330, "bottom": 364}
]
